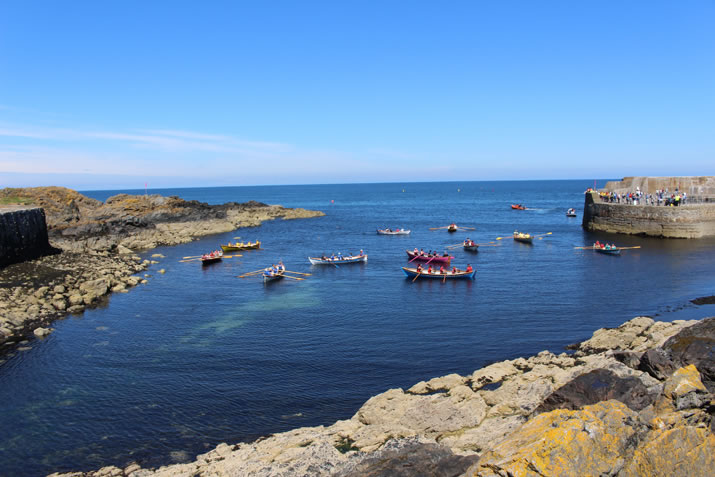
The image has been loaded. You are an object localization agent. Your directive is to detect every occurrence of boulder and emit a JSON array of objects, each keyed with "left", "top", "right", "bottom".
[
  {"left": 79, "top": 278, "right": 109, "bottom": 297},
  {"left": 33, "top": 327, "right": 52, "bottom": 337}
]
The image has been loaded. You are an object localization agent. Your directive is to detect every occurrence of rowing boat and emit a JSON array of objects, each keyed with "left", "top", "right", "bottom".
[
  {"left": 447, "top": 224, "right": 458, "bottom": 232},
  {"left": 513, "top": 232, "right": 533, "bottom": 243},
  {"left": 511, "top": 204, "right": 526, "bottom": 210},
  {"left": 594, "top": 247, "right": 621, "bottom": 255},
  {"left": 308, "top": 254, "right": 368, "bottom": 265},
  {"left": 463, "top": 242, "right": 479, "bottom": 252},
  {"left": 201, "top": 251, "right": 223, "bottom": 265},
  {"left": 263, "top": 269, "right": 285, "bottom": 283},
  {"left": 221, "top": 240, "right": 260, "bottom": 252},
  {"left": 406, "top": 250, "right": 453, "bottom": 264},
  {"left": 377, "top": 228, "right": 411, "bottom": 235},
  {"left": 402, "top": 267, "right": 475, "bottom": 280},
  {"left": 566, "top": 208, "right": 577, "bottom": 217}
]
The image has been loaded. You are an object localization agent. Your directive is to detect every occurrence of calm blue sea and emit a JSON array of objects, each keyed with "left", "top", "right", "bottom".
[{"left": 2, "top": 180, "right": 715, "bottom": 476}]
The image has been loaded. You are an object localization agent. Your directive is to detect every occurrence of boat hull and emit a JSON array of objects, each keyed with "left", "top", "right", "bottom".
[
  {"left": 201, "top": 257, "right": 222, "bottom": 265},
  {"left": 308, "top": 255, "right": 368, "bottom": 265},
  {"left": 402, "top": 267, "right": 475, "bottom": 280},
  {"left": 511, "top": 205, "right": 526, "bottom": 210},
  {"left": 513, "top": 236, "right": 533, "bottom": 243},
  {"left": 406, "top": 251, "right": 453, "bottom": 264},
  {"left": 464, "top": 245, "right": 479, "bottom": 252},
  {"left": 263, "top": 270, "right": 285, "bottom": 283},
  {"left": 377, "top": 229, "right": 411, "bottom": 235},
  {"left": 447, "top": 227, "right": 458, "bottom": 233},
  {"left": 221, "top": 242, "right": 260, "bottom": 252},
  {"left": 595, "top": 247, "right": 621, "bottom": 255}
]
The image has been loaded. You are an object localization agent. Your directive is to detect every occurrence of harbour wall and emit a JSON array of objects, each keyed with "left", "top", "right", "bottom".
[
  {"left": 602, "top": 176, "right": 715, "bottom": 200},
  {"left": 582, "top": 192, "right": 715, "bottom": 238},
  {"left": 0, "top": 207, "right": 56, "bottom": 268}
]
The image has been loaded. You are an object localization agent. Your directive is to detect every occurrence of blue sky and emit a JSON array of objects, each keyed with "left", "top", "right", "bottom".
[{"left": 1, "top": 1, "right": 713, "bottom": 189}]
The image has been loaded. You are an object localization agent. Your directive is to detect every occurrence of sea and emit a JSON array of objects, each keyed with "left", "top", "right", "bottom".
[{"left": 2, "top": 180, "right": 715, "bottom": 476}]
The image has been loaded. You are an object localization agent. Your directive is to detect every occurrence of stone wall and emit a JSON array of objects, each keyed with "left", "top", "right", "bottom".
[
  {"left": 603, "top": 176, "right": 715, "bottom": 199},
  {"left": 0, "top": 207, "right": 56, "bottom": 268},
  {"left": 582, "top": 192, "right": 715, "bottom": 238}
]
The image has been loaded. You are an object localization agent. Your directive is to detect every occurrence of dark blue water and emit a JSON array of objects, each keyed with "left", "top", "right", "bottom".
[{"left": 2, "top": 181, "right": 715, "bottom": 476}]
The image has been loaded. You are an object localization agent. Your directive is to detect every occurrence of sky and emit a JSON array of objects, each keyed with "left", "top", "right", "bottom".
[{"left": 1, "top": 1, "right": 714, "bottom": 189}]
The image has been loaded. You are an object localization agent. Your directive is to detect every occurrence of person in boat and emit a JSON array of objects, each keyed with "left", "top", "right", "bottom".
[
  {"left": 321, "top": 254, "right": 327, "bottom": 260},
  {"left": 330, "top": 253, "right": 336, "bottom": 260},
  {"left": 278, "top": 261, "right": 285, "bottom": 271},
  {"left": 451, "top": 266, "right": 458, "bottom": 274},
  {"left": 337, "top": 252, "right": 343, "bottom": 260},
  {"left": 427, "top": 265, "right": 433, "bottom": 274},
  {"left": 439, "top": 266, "right": 446, "bottom": 274},
  {"left": 466, "top": 264, "right": 473, "bottom": 273},
  {"left": 595, "top": 240, "right": 601, "bottom": 248},
  {"left": 419, "top": 248, "right": 425, "bottom": 256},
  {"left": 359, "top": 249, "right": 364, "bottom": 256},
  {"left": 416, "top": 264, "right": 423, "bottom": 273},
  {"left": 443, "top": 251, "right": 449, "bottom": 257}
]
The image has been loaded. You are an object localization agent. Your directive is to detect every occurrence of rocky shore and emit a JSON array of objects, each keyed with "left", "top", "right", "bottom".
[
  {"left": 0, "top": 187, "right": 324, "bottom": 356},
  {"left": 50, "top": 315, "right": 715, "bottom": 477}
]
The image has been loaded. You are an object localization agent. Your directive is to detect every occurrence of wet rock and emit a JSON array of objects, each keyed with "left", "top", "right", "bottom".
[
  {"left": 661, "top": 317, "right": 715, "bottom": 392},
  {"left": 79, "top": 278, "right": 109, "bottom": 297},
  {"left": 639, "top": 348, "right": 676, "bottom": 380},
  {"left": 33, "top": 327, "right": 52, "bottom": 337}
]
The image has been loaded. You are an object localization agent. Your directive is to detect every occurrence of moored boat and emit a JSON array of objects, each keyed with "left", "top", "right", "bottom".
[
  {"left": 221, "top": 240, "right": 261, "bottom": 252},
  {"left": 201, "top": 250, "right": 223, "bottom": 265},
  {"left": 402, "top": 266, "right": 475, "bottom": 280},
  {"left": 376, "top": 228, "right": 411, "bottom": 235},
  {"left": 513, "top": 232, "right": 533, "bottom": 243},
  {"left": 308, "top": 253, "right": 367, "bottom": 265},
  {"left": 406, "top": 250, "right": 453, "bottom": 264},
  {"left": 566, "top": 208, "right": 577, "bottom": 217}
]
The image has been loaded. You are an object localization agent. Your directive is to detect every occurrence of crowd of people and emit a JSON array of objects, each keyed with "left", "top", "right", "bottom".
[{"left": 597, "top": 186, "right": 688, "bottom": 206}]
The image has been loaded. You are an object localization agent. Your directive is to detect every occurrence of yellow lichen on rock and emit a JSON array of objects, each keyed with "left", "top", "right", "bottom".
[
  {"left": 663, "top": 364, "right": 707, "bottom": 400},
  {"left": 468, "top": 401, "right": 640, "bottom": 477}
]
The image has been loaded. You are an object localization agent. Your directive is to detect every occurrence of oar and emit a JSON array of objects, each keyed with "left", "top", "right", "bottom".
[
  {"left": 238, "top": 269, "right": 268, "bottom": 277},
  {"left": 445, "top": 242, "right": 466, "bottom": 249},
  {"left": 534, "top": 232, "right": 553, "bottom": 238},
  {"left": 618, "top": 246, "right": 642, "bottom": 250},
  {"left": 458, "top": 227, "right": 476, "bottom": 230},
  {"left": 182, "top": 255, "right": 202, "bottom": 259},
  {"left": 283, "top": 270, "right": 311, "bottom": 276},
  {"left": 412, "top": 271, "right": 421, "bottom": 282},
  {"left": 408, "top": 252, "right": 425, "bottom": 263},
  {"left": 496, "top": 235, "right": 512, "bottom": 240},
  {"left": 282, "top": 275, "right": 304, "bottom": 280},
  {"left": 179, "top": 258, "right": 200, "bottom": 263},
  {"left": 429, "top": 226, "right": 449, "bottom": 230},
  {"left": 443, "top": 274, "right": 447, "bottom": 283}
]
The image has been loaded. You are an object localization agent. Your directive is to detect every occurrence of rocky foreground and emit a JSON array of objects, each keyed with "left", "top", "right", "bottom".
[
  {"left": 52, "top": 315, "right": 715, "bottom": 477},
  {"left": 0, "top": 187, "right": 324, "bottom": 356}
]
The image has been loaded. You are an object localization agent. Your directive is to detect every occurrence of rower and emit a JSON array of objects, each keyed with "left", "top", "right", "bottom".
[{"left": 466, "top": 264, "right": 473, "bottom": 272}]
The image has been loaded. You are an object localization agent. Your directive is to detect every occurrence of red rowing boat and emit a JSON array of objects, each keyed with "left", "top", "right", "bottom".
[{"left": 406, "top": 250, "right": 453, "bottom": 265}]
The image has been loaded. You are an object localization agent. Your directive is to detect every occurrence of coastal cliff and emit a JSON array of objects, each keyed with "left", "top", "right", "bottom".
[
  {"left": 582, "top": 191, "right": 715, "bottom": 238},
  {"left": 51, "top": 315, "right": 715, "bottom": 477},
  {"left": 0, "top": 187, "right": 325, "bottom": 356}
]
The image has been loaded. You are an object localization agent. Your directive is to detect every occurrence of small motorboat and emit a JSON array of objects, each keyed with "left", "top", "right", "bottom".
[
  {"left": 308, "top": 253, "right": 368, "bottom": 265},
  {"left": 566, "top": 208, "right": 577, "bottom": 217},
  {"left": 402, "top": 266, "right": 476, "bottom": 280},
  {"left": 201, "top": 250, "right": 223, "bottom": 265},
  {"left": 511, "top": 204, "right": 527, "bottom": 210},
  {"left": 221, "top": 240, "right": 261, "bottom": 252},
  {"left": 376, "top": 228, "right": 411, "bottom": 235},
  {"left": 406, "top": 250, "right": 453, "bottom": 264}
]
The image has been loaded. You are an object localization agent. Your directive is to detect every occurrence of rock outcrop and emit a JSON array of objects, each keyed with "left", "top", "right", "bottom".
[
  {"left": 50, "top": 316, "right": 715, "bottom": 476},
  {"left": 0, "top": 187, "right": 324, "bottom": 356}
]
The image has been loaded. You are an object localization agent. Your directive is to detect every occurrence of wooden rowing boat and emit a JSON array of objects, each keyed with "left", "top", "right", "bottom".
[
  {"left": 377, "top": 228, "right": 411, "bottom": 235},
  {"left": 201, "top": 251, "right": 223, "bottom": 265},
  {"left": 594, "top": 247, "right": 621, "bottom": 255},
  {"left": 406, "top": 250, "right": 453, "bottom": 264},
  {"left": 447, "top": 224, "right": 458, "bottom": 232},
  {"left": 308, "top": 254, "right": 368, "bottom": 265},
  {"left": 402, "top": 267, "right": 475, "bottom": 280},
  {"left": 221, "top": 240, "right": 261, "bottom": 252},
  {"left": 513, "top": 232, "right": 533, "bottom": 243},
  {"left": 263, "top": 269, "right": 285, "bottom": 283},
  {"left": 463, "top": 242, "right": 479, "bottom": 252}
]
